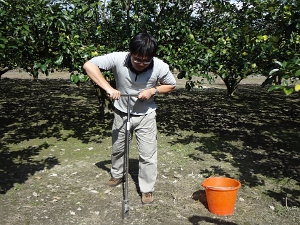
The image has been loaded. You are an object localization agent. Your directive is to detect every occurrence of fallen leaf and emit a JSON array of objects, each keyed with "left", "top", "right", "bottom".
[
  {"left": 104, "top": 189, "right": 112, "bottom": 194},
  {"left": 174, "top": 174, "right": 182, "bottom": 178},
  {"left": 51, "top": 196, "right": 61, "bottom": 203}
]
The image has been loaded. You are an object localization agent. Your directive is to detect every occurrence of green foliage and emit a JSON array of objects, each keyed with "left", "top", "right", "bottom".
[
  {"left": 70, "top": 73, "right": 89, "bottom": 84},
  {"left": 0, "top": 0, "right": 102, "bottom": 78},
  {"left": 1, "top": 0, "right": 299, "bottom": 97},
  {"left": 263, "top": 0, "right": 300, "bottom": 95},
  {"left": 181, "top": 0, "right": 300, "bottom": 96},
  {"left": 267, "top": 56, "right": 300, "bottom": 95}
]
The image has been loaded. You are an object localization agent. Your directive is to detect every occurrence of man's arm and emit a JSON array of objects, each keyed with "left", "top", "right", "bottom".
[
  {"left": 138, "top": 85, "right": 175, "bottom": 100},
  {"left": 83, "top": 61, "right": 120, "bottom": 99},
  {"left": 155, "top": 85, "right": 175, "bottom": 94}
]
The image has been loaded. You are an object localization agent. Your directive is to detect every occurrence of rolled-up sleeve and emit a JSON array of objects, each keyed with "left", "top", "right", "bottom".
[
  {"left": 157, "top": 62, "right": 176, "bottom": 86},
  {"left": 89, "top": 53, "right": 115, "bottom": 70},
  {"left": 160, "top": 70, "right": 176, "bottom": 86}
]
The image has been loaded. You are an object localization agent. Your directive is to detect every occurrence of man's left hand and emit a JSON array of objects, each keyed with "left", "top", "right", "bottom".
[{"left": 138, "top": 88, "right": 156, "bottom": 100}]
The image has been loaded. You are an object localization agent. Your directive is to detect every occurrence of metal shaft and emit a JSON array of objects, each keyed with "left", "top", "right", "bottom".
[{"left": 121, "top": 94, "right": 138, "bottom": 219}]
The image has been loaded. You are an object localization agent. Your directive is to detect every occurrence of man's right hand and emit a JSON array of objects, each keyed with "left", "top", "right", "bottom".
[{"left": 107, "top": 89, "right": 121, "bottom": 100}]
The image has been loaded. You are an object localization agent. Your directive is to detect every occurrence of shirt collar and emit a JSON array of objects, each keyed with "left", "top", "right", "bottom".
[{"left": 125, "top": 53, "right": 154, "bottom": 74}]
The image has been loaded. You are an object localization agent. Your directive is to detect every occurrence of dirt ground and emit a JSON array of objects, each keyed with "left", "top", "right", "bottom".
[{"left": 0, "top": 70, "right": 299, "bottom": 225}]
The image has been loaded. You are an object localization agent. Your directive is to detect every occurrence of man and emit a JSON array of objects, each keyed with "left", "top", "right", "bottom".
[{"left": 83, "top": 33, "right": 176, "bottom": 204}]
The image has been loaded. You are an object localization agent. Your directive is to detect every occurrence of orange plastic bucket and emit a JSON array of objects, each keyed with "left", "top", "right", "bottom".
[{"left": 201, "top": 177, "right": 241, "bottom": 216}]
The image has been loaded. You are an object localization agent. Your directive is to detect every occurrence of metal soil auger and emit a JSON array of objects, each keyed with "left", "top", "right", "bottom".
[{"left": 121, "top": 94, "right": 137, "bottom": 219}]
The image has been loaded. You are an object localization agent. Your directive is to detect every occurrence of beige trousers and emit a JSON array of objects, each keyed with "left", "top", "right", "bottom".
[{"left": 111, "top": 109, "right": 157, "bottom": 193}]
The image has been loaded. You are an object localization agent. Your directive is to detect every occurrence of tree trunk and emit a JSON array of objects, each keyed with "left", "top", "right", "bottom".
[
  {"left": 221, "top": 75, "right": 243, "bottom": 96},
  {"left": 90, "top": 79, "right": 114, "bottom": 116}
]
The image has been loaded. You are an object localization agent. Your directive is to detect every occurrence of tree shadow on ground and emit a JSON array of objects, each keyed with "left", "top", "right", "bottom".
[
  {"left": 0, "top": 142, "right": 59, "bottom": 194},
  {"left": 0, "top": 79, "right": 112, "bottom": 193},
  {"left": 188, "top": 216, "right": 239, "bottom": 225},
  {"left": 1, "top": 79, "right": 300, "bottom": 207},
  {"left": 156, "top": 86, "right": 300, "bottom": 207},
  {"left": 0, "top": 79, "right": 113, "bottom": 144},
  {"left": 95, "top": 158, "right": 140, "bottom": 193}
]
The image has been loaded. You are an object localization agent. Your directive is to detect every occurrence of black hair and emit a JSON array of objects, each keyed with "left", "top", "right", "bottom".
[{"left": 129, "top": 33, "right": 158, "bottom": 58}]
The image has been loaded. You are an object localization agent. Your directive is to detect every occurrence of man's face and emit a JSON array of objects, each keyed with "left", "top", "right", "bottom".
[{"left": 130, "top": 54, "right": 153, "bottom": 72}]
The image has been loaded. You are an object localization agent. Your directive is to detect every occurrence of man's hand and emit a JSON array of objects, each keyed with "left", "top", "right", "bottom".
[
  {"left": 107, "top": 89, "right": 121, "bottom": 100},
  {"left": 138, "top": 88, "right": 156, "bottom": 100}
]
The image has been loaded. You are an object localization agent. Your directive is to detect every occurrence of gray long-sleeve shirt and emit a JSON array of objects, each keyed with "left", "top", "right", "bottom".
[{"left": 89, "top": 52, "right": 176, "bottom": 115}]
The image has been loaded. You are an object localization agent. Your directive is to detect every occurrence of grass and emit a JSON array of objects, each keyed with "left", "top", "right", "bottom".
[{"left": 0, "top": 77, "right": 299, "bottom": 225}]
